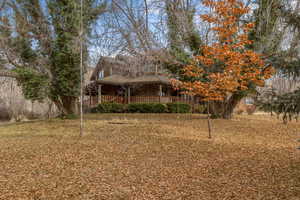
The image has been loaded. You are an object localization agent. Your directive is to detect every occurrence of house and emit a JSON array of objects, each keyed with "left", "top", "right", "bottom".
[{"left": 85, "top": 55, "right": 190, "bottom": 106}]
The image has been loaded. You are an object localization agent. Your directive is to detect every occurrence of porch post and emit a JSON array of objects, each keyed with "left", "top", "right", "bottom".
[
  {"left": 159, "top": 84, "right": 162, "bottom": 103},
  {"left": 89, "top": 88, "right": 92, "bottom": 107},
  {"left": 127, "top": 86, "right": 131, "bottom": 104},
  {"left": 98, "top": 85, "right": 102, "bottom": 104}
]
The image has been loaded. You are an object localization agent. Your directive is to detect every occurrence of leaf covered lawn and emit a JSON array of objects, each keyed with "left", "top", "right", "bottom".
[{"left": 0, "top": 114, "right": 299, "bottom": 199}]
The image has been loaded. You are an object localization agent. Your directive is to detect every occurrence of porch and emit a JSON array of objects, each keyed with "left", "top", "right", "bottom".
[
  {"left": 84, "top": 73, "right": 203, "bottom": 111},
  {"left": 86, "top": 95, "right": 200, "bottom": 107}
]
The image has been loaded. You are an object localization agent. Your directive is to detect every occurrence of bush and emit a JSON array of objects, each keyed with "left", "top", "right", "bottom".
[
  {"left": 95, "top": 103, "right": 124, "bottom": 113},
  {"left": 151, "top": 103, "right": 167, "bottom": 113},
  {"left": 89, "top": 102, "right": 193, "bottom": 113},
  {"left": 89, "top": 107, "right": 99, "bottom": 113},
  {"left": 127, "top": 103, "right": 167, "bottom": 113},
  {"left": 167, "top": 103, "right": 191, "bottom": 113},
  {"left": 127, "top": 103, "right": 148, "bottom": 113},
  {"left": 193, "top": 104, "right": 206, "bottom": 113}
]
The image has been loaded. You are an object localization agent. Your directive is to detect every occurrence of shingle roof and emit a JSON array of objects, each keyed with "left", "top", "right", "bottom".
[
  {"left": 95, "top": 75, "right": 131, "bottom": 86},
  {"left": 95, "top": 74, "right": 171, "bottom": 86}
]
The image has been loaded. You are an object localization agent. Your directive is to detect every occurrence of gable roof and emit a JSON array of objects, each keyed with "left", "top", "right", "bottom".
[
  {"left": 90, "top": 54, "right": 167, "bottom": 81},
  {"left": 90, "top": 56, "right": 130, "bottom": 81}
]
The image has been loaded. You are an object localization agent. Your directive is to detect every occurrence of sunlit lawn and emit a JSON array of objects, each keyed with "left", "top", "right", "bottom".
[{"left": 0, "top": 114, "right": 299, "bottom": 199}]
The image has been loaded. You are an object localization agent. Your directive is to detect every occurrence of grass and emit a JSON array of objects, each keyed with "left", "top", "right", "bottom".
[{"left": 0, "top": 114, "right": 299, "bottom": 200}]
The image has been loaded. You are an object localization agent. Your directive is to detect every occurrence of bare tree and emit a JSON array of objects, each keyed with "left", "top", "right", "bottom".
[{"left": 0, "top": 0, "right": 107, "bottom": 115}]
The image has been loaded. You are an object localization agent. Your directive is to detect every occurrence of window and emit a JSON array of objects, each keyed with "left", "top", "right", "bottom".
[
  {"left": 98, "top": 70, "right": 104, "bottom": 79},
  {"left": 245, "top": 97, "right": 254, "bottom": 105}
]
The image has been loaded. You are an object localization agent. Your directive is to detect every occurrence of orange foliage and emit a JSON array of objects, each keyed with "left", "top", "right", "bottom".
[{"left": 172, "top": 0, "right": 274, "bottom": 101}]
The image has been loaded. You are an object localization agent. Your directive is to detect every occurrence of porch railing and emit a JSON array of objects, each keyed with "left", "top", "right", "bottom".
[{"left": 85, "top": 95, "right": 200, "bottom": 106}]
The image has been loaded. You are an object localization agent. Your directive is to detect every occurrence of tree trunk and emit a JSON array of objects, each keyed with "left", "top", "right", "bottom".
[
  {"left": 210, "top": 93, "right": 245, "bottom": 119},
  {"left": 61, "top": 96, "right": 78, "bottom": 115},
  {"left": 52, "top": 96, "right": 78, "bottom": 116},
  {"left": 207, "top": 101, "right": 212, "bottom": 139},
  {"left": 222, "top": 93, "right": 243, "bottom": 119}
]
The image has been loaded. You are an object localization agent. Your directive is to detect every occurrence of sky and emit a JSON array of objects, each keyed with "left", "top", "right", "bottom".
[{"left": 4, "top": 0, "right": 298, "bottom": 67}]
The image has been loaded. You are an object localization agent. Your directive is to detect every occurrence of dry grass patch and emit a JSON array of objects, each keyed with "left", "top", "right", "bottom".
[{"left": 0, "top": 114, "right": 299, "bottom": 199}]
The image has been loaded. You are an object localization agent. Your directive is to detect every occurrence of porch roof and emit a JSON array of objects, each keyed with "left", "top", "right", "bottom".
[
  {"left": 95, "top": 74, "right": 172, "bottom": 86},
  {"left": 95, "top": 75, "right": 130, "bottom": 86}
]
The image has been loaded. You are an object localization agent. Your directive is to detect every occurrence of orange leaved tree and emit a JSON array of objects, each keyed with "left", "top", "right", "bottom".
[{"left": 172, "top": 0, "right": 274, "bottom": 119}]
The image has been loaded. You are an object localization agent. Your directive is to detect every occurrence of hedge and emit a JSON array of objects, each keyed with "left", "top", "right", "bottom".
[
  {"left": 127, "top": 103, "right": 167, "bottom": 113},
  {"left": 90, "top": 102, "right": 192, "bottom": 113},
  {"left": 89, "top": 103, "right": 191, "bottom": 113},
  {"left": 166, "top": 103, "right": 191, "bottom": 113},
  {"left": 193, "top": 104, "right": 206, "bottom": 114},
  {"left": 91, "top": 102, "right": 124, "bottom": 113}
]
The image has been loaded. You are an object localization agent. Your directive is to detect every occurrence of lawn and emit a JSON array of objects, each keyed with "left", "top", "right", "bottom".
[{"left": 0, "top": 114, "right": 299, "bottom": 200}]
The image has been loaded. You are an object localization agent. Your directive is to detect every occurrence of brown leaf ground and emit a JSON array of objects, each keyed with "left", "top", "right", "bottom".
[{"left": 0, "top": 114, "right": 299, "bottom": 200}]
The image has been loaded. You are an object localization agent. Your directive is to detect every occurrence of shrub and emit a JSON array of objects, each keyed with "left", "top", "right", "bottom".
[
  {"left": 127, "top": 103, "right": 148, "bottom": 113},
  {"left": 127, "top": 103, "right": 167, "bottom": 113},
  {"left": 150, "top": 103, "right": 167, "bottom": 113},
  {"left": 193, "top": 104, "right": 206, "bottom": 113},
  {"left": 89, "top": 106, "right": 99, "bottom": 113},
  {"left": 89, "top": 103, "right": 193, "bottom": 113},
  {"left": 167, "top": 103, "right": 191, "bottom": 113},
  {"left": 96, "top": 102, "right": 124, "bottom": 113}
]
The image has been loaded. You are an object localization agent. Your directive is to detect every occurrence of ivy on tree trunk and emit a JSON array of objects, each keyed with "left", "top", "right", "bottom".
[{"left": 0, "top": 0, "right": 106, "bottom": 115}]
